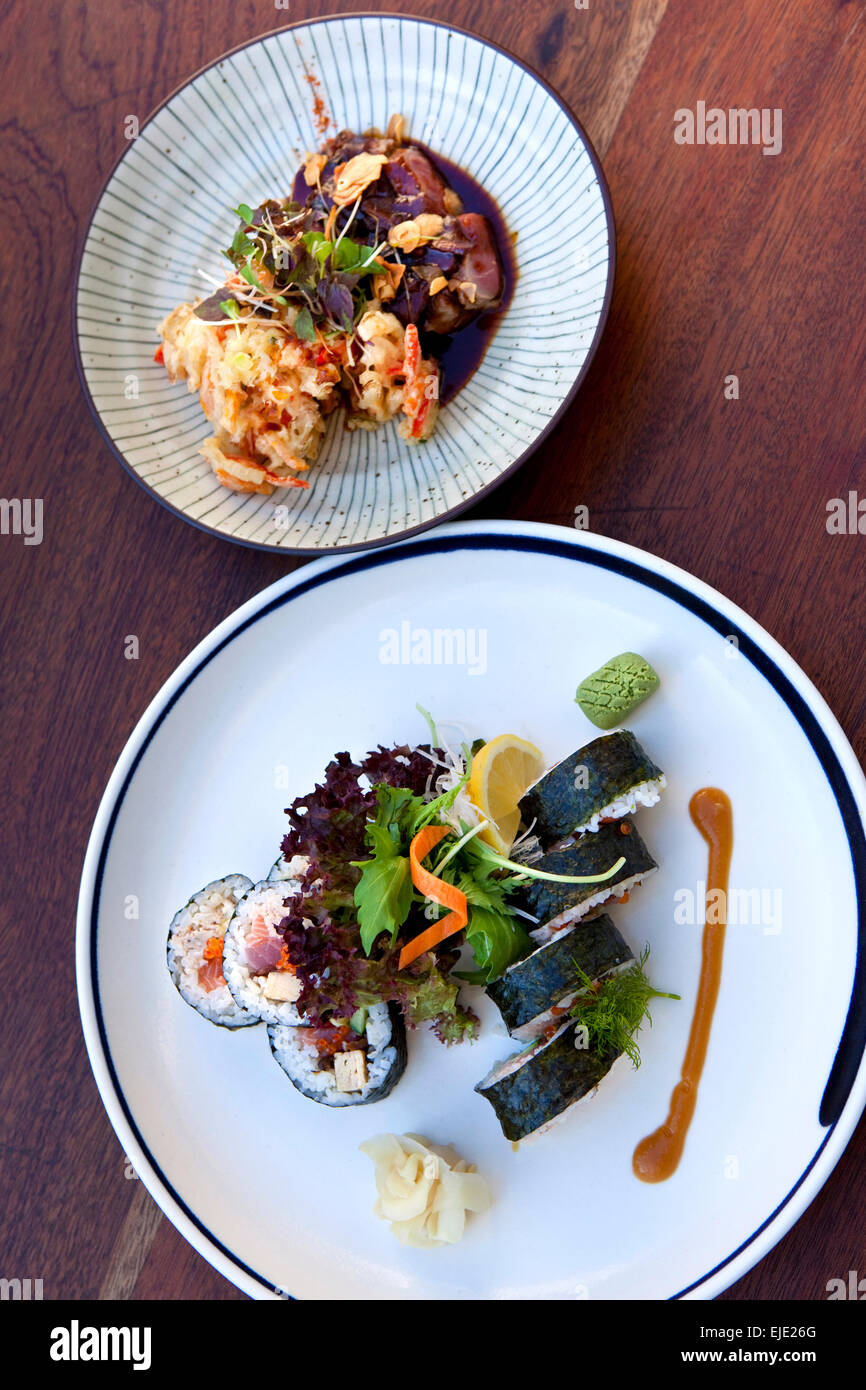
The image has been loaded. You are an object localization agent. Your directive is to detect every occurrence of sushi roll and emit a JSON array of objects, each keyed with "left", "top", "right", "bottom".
[
  {"left": 487, "top": 914, "right": 634, "bottom": 1041},
  {"left": 517, "top": 819, "right": 658, "bottom": 945},
  {"left": 268, "top": 1002, "right": 407, "bottom": 1106},
  {"left": 223, "top": 880, "right": 306, "bottom": 1025},
  {"left": 475, "top": 1020, "right": 622, "bottom": 1141},
  {"left": 167, "top": 874, "right": 257, "bottom": 1028},
  {"left": 266, "top": 852, "right": 309, "bottom": 883},
  {"left": 518, "top": 731, "right": 665, "bottom": 845}
]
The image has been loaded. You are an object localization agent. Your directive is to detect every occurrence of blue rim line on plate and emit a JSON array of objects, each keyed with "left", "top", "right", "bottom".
[
  {"left": 83, "top": 529, "right": 866, "bottom": 1299},
  {"left": 72, "top": 12, "right": 616, "bottom": 556}
]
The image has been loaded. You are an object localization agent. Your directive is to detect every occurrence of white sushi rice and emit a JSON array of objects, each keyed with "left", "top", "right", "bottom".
[
  {"left": 167, "top": 875, "right": 255, "bottom": 1027},
  {"left": 570, "top": 775, "right": 667, "bottom": 836},
  {"left": 477, "top": 1023, "right": 561, "bottom": 1088},
  {"left": 529, "top": 867, "right": 658, "bottom": 945},
  {"left": 223, "top": 879, "right": 307, "bottom": 1026},
  {"left": 268, "top": 1003, "right": 399, "bottom": 1106},
  {"left": 266, "top": 852, "right": 310, "bottom": 883}
]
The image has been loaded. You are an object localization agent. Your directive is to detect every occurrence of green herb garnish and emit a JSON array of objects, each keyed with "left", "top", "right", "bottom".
[
  {"left": 218, "top": 190, "right": 399, "bottom": 339},
  {"left": 354, "top": 850, "right": 413, "bottom": 955},
  {"left": 568, "top": 947, "right": 679, "bottom": 1067},
  {"left": 293, "top": 306, "right": 316, "bottom": 341},
  {"left": 230, "top": 226, "right": 258, "bottom": 260},
  {"left": 416, "top": 703, "right": 439, "bottom": 748},
  {"left": 351, "top": 747, "right": 620, "bottom": 983},
  {"left": 238, "top": 263, "right": 265, "bottom": 291}
]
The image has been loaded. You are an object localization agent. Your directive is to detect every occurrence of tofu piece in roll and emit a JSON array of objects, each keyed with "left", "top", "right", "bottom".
[{"left": 268, "top": 1002, "right": 407, "bottom": 1107}]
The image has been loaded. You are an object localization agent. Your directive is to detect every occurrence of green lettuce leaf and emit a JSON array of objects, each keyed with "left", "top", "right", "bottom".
[
  {"left": 460, "top": 904, "right": 532, "bottom": 985},
  {"left": 398, "top": 953, "right": 478, "bottom": 1041},
  {"left": 354, "top": 853, "right": 413, "bottom": 955}
]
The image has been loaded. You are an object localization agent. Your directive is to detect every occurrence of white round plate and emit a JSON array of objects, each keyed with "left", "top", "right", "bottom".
[
  {"left": 74, "top": 16, "right": 614, "bottom": 554},
  {"left": 77, "top": 521, "right": 866, "bottom": 1299}
]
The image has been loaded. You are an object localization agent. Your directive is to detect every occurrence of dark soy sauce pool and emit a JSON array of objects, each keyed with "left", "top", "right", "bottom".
[
  {"left": 292, "top": 142, "right": 517, "bottom": 404},
  {"left": 415, "top": 142, "right": 517, "bottom": 403}
]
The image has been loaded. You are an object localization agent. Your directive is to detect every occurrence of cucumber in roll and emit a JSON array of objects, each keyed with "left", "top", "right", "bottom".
[
  {"left": 487, "top": 913, "right": 634, "bottom": 1041},
  {"left": 518, "top": 731, "right": 665, "bottom": 845},
  {"left": 166, "top": 874, "right": 257, "bottom": 1028},
  {"left": 268, "top": 1002, "right": 407, "bottom": 1106}
]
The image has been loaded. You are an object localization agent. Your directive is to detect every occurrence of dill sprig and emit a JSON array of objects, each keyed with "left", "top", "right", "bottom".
[{"left": 568, "top": 946, "right": 679, "bottom": 1068}]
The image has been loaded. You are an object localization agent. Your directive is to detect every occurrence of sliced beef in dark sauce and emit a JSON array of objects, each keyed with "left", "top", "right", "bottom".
[
  {"left": 422, "top": 214, "right": 505, "bottom": 334},
  {"left": 305, "top": 130, "right": 505, "bottom": 337},
  {"left": 386, "top": 145, "right": 457, "bottom": 217}
]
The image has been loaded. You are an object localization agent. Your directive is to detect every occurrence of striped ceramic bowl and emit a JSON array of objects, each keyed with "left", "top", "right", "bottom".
[{"left": 75, "top": 15, "right": 614, "bottom": 553}]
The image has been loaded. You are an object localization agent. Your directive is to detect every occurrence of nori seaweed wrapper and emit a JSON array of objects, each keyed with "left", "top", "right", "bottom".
[
  {"left": 486, "top": 914, "right": 633, "bottom": 1035},
  {"left": 513, "top": 819, "right": 657, "bottom": 924},
  {"left": 166, "top": 874, "right": 259, "bottom": 1029},
  {"left": 476, "top": 1023, "right": 622, "bottom": 1141},
  {"left": 267, "top": 1002, "right": 408, "bottom": 1106},
  {"left": 518, "top": 731, "right": 664, "bottom": 846}
]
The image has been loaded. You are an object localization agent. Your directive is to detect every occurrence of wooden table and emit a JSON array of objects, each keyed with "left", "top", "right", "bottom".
[{"left": 3, "top": 0, "right": 864, "bottom": 1301}]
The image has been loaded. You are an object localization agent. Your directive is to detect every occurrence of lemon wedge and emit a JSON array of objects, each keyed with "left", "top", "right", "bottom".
[{"left": 468, "top": 735, "right": 546, "bottom": 855}]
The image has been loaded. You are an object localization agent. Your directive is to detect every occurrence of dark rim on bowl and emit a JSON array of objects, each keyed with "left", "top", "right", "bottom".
[{"left": 72, "top": 12, "right": 617, "bottom": 557}]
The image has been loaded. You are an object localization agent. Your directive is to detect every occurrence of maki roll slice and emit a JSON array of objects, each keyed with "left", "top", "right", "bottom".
[
  {"left": 518, "top": 731, "right": 665, "bottom": 845},
  {"left": 167, "top": 874, "right": 257, "bottom": 1028},
  {"left": 517, "top": 819, "right": 658, "bottom": 944},
  {"left": 268, "top": 1002, "right": 407, "bottom": 1106},
  {"left": 476, "top": 1020, "right": 622, "bottom": 1141},
  {"left": 223, "top": 880, "right": 306, "bottom": 1025},
  {"left": 487, "top": 913, "right": 634, "bottom": 1041},
  {"left": 267, "top": 852, "right": 309, "bottom": 883}
]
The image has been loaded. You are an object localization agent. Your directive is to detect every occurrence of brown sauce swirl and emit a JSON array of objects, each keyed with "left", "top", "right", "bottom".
[{"left": 632, "top": 788, "right": 733, "bottom": 1183}]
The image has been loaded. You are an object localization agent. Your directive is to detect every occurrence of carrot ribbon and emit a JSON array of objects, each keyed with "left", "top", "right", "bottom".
[{"left": 398, "top": 824, "right": 468, "bottom": 969}]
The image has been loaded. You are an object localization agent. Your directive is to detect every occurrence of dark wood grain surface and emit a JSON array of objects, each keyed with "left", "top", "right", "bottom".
[{"left": 3, "top": 0, "right": 864, "bottom": 1301}]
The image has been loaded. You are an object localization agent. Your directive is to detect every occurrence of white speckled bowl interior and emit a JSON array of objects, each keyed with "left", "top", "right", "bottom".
[{"left": 76, "top": 16, "right": 614, "bottom": 552}]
